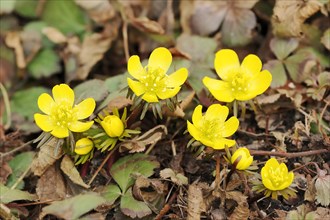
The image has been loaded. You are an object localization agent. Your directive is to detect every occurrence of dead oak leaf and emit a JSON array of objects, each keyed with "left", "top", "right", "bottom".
[{"left": 272, "top": 0, "right": 322, "bottom": 37}]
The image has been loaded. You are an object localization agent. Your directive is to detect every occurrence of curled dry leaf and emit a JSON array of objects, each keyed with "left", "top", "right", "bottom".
[
  {"left": 60, "top": 155, "right": 90, "bottom": 189},
  {"left": 226, "top": 191, "right": 249, "bottom": 220},
  {"left": 272, "top": 0, "right": 322, "bottom": 37},
  {"left": 36, "top": 164, "right": 66, "bottom": 202},
  {"left": 75, "top": 0, "right": 115, "bottom": 23},
  {"left": 130, "top": 17, "right": 165, "bottom": 35},
  {"left": 187, "top": 183, "right": 205, "bottom": 220},
  {"left": 31, "top": 138, "right": 64, "bottom": 176},
  {"left": 159, "top": 168, "right": 188, "bottom": 186},
  {"left": 5, "top": 32, "right": 26, "bottom": 68},
  {"left": 42, "top": 27, "right": 67, "bottom": 44}
]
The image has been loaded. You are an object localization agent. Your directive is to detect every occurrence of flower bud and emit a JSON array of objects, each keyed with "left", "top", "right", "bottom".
[
  {"left": 231, "top": 147, "right": 253, "bottom": 170},
  {"left": 100, "top": 115, "right": 124, "bottom": 137},
  {"left": 75, "top": 138, "right": 94, "bottom": 155}
]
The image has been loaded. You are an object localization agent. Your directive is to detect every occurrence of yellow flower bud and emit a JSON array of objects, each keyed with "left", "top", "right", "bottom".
[
  {"left": 261, "top": 158, "right": 294, "bottom": 191},
  {"left": 75, "top": 138, "right": 94, "bottom": 155},
  {"left": 231, "top": 147, "right": 253, "bottom": 170},
  {"left": 100, "top": 115, "right": 124, "bottom": 137}
]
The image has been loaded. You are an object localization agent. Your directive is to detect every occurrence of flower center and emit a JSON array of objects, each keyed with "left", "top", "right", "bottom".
[
  {"left": 200, "top": 119, "right": 224, "bottom": 140},
  {"left": 229, "top": 70, "right": 250, "bottom": 94},
  {"left": 51, "top": 102, "right": 77, "bottom": 128},
  {"left": 140, "top": 67, "right": 168, "bottom": 93},
  {"left": 269, "top": 167, "right": 286, "bottom": 187}
]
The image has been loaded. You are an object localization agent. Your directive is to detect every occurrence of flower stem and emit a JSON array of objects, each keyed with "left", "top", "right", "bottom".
[
  {"left": 233, "top": 100, "right": 238, "bottom": 118},
  {"left": 215, "top": 152, "right": 221, "bottom": 187}
]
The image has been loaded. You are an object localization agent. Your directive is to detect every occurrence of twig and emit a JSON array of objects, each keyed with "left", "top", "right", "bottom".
[
  {"left": 249, "top": 149, "right": 329, "bottom": 158},
  {"left": 0, "top": 83, "right": 11, "bottom": 130},
  {"left": 11, "top": 164, "right": 31, "bottom": 189},
  {"left": 88, "top": 145, "right": 118, "bottom": 185},
  {"left": 0, "top": 140, "right": 34, "bottom": 159},
  {"left": 155, "top": 190, "right": 178, "bottom": 220}
]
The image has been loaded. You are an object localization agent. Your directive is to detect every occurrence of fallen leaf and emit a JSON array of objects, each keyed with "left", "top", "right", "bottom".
[
  {"left": 31, "top": 137, "right": 64, "bottom": 176},
  {"left": 5, "top": 32, "right": 26, "bottom": 68},
  {"left": 60, "top": 155, "right": 90, "bottom": 189},
  {"left": 315, "top": 170, "right": 330, "bottom": 206},
  {"left": 272, "top": 0, "right": 321, "bottom": 37},
  {"left": 0, "top": 184, "right": 37, "bottom": 204},
  {"left": 40, "top": 192, "right": 106, "bottom": 219},
  {"left": 36, "top": 164, "right": 67, "bottom": 201},
  {"left": 42, "top": 27, "right": 67, "bottom": 44},
  {"left": 75, "top": 0, "right": 115, "bottom": 23},
  {"left": 187, "top": 183, "right": 205, "bottom": 220},
  {"left": 160, "top": 168, "right": 188, "bottom": 186},
  {"left": 321, "top": 28, "right": 330, "bottom": 50},
  {"left": 315, "top": 207, "right": 330, "bottom": 220},
  {"left": 286, "top": 204, "right": 315, "bottom": 220},
  {"left": 227, "top": 191, "right": 249, "bottom": 220},
  {"left": 130, "top": 17, "right": 165, "bottom": 34}
]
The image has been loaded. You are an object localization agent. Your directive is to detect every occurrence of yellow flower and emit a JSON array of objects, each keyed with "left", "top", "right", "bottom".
[
  {"left": 34, "top": 84, "right": 95, "bottom": 138},
  {"left": 75, "top": 138, "right": 94, "bottom": 155},
  {"left": 203, "top": 49, "right": 272, "bottom": 102},
  {"left": 231, "top": 147, "right": 253, "bottom": 170},
  {"left": 127, "top": 47, "right": 188, "bottom": 103},
  {"left": 187, "top": 104, "right": 239, "bottom": 150},
  {"left": 100, "top": 115, "right": 124, "bottom": 138},
  {"left": 261, "top": 158, "right": 294, "bottom": 191}
]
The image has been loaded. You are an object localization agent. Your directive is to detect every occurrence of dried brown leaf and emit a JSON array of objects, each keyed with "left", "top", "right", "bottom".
[
  {"left": 60, "top": 155, "right": 90, "bottom": 189},
  {"left": 227, "top": 191, "right": 249, "bottom": 220},
  {"left": 42, "top": 27, "right": 67, "bottom": 44},
  {"left": 36, "top": 164, "right": 66, "bottom": 201},
  {"left": 315, "top": 207, "right": 330, "bottom": 220},
  {"left": 31, "top": 138, "right": 64, "bottom": 176},
  {"left": 187, "top": 183, "right": 205, "bottom": 220},
  {"left": 272, "top": 0, "right": 322, "bottom": 37},
  {"left": 75, "top": 0, "right": 115, "bottom": 23},
  {"left": 315, "top": 170, "right": 330, "bottom": 206},
  {"left": 304, "top": 174, "right": 316, "bottom": 202},
  {"left": 159, "top": 168, "right": 188, "bottom": 186},
  {"left": 130, "top": 17, "right": 165, "bottom": 34},
  {"left": 0, "top": 161, "right": 12, "bottom": 184},
  {"left": 5, "top": 32, "right": 26, "bottom": 68}
]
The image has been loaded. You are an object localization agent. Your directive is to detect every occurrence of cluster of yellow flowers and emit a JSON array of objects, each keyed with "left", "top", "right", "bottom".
[{"left": 34, "top": 47, "right": 295, "bottom": 198}]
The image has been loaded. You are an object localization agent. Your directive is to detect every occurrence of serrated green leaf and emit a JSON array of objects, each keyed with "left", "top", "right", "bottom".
[
  {"left": 41, "top": 193, "right": 106, "bottom": 219},
  {"left": 120, "top": 188, "right": 152, "bottom": 219},
  {"left": 264, "top": 59, "right": 287, "bottom": 88},
  {"left": 100, "top": 184, "right": 122, "bottom": 205},
  {"left": 0, "top": 184, "right": 37, "bottom": 204},
  {"left": 6, "top": 152, "right": 35, "bottom": 189},
  {"left": 270, "top": 37, "right": 299, "bottom": 60},
  {"left": 27, "top": 49, "right": 61, "bottom": 78},
  {"left": 10, "top": 86, "right": 49, "bottom": 121},
  {"left": 110, "top": 154, "right": 159, "bottom": 192},
  {"left": 14, "top": 0, "right": 38, "bottom": 18},
  {"left": 74, "top": 79, "right": 109, "bottom": 103},
  {"left": 41, "top": 0, "right": 88, "bottom": 35}
]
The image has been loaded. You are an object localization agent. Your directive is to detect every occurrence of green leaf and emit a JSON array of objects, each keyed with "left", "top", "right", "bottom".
[
  {"left": 74, "top": 79, "right": 109, "bottom": 103},
  {"left": 41, "top": 0, "right": 88, "bottom": 35},
  {"left": 100, "top": 184, "right": 122, "bottom": 205},
  {"left": 6, "top": 152, "right": 35, "bottom": 189},
  {"left": 1, "top": 0, "right": 16, "bottom": 14},
  {"left": 24, "top": 21, "right": 54, "bottom": 48},
  {"left": 264, "top": 60, "right": 287, "bottom": 88},
  {"left": 10, "top": 86, "right": 49, "bottom": 121},
  {"left": 110, "top": 154, "right": 159, "bottom": 192},
  {"left": 14, "top": 0, "right": 38, "bottom": 18},
  {"left": 40, "top": 193, "right": 106, "bottom": 219},
  {"left": 27, "top": 49, "right": 61, "bottom": 79},
  {"left": 0, "top": 184, "right": 37, "bottom": 204},
  {"left": 104, "top": 74, "right": 128, "bottom": 94},
  {"left": 270, "top": 37, "right": 299, "bottom": 60},
  {"left": 120, "top": 188, "right": 152, "bottom": 219}
]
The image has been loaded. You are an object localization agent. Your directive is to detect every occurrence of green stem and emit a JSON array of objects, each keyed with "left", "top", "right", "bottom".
[{"left": 233, "top": 100, "right": 238, "bottom": 118}]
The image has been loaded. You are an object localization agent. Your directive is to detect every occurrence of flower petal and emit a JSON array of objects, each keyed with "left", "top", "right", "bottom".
[
  {"left": 248, "top": 70, "right": 272, "bottom": 95},
  {"left": 128, "top": 55, "right": 146, "bottom": 80},
  {"left": 34, "top": 113, "right": 54, "bottom": 132},
  {"left": 156, "top": 87, "right": 180, "bottom": 100},
  {"left": 69, "top": 121, "right": 94, "bottom": 132},
  {"left": 241, "top": 54, "right": 262, "bottom": 76},
  {"left": 222, "top": 116, "right": 239, "bottom": 137},
  {"left": 166, "top": 68, "right": 188, "bottom": 87},
  {"left": 52, "top": 84, "right": 74, "bottom": 106},
  {"left": 127, "top": 78, "right": 146, "bottom": 96},
  {"left": 214, "top": 49, "right": 240, "bottom": 80},
  {"left": 142, "top": 92, "right": 158, "bottom": 103},
  {"left": 266, "top": 158, "right": 280, "bottom": 168},
  {"left": 148, "top": 47, "right": 172, "bottom": 73},
  {"left": 38, "top": 93, "right": 55, "bottom": 115},
  {"left": 235, "top": 91, "right": 258, "bottom": 101},
  {"left": 203, "top": 77, "right": 235, "bottom": 102},
  {"left": 212, "top": 138, "right": 236, "bottom": 150},
  {"left": 187, "top": 121, "right": 201, "bottom": 141},
  {"left": 51, "top": 126, "right": 69, "bottom": 138},
  {"left": 262, "top": 178, "right": 276, "bottom": 191},
  {"left": 205, "top": 104, "right": 229, "bottom": 122},
  {"left": 192, "top": 105, "right": 203, "bottom": 125},
  {"left": 74, "top": 98, "right": 96, "bottom": 120}
]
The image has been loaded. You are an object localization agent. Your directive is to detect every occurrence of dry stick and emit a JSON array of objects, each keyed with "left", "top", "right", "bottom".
[
  {"left": 155, "top": 190, "right": 178, "bottom": 220},
  {"left": 0, "top": 140, "right": 34, "bottom": 159},
  {"left": 11, "top": 164, "right": 32, "bottom": 189},
  {"left": 249, "top": 149, "right": 329, "bottom": 158},
  {"left": 88, "top": 145, "right": 119, "bottom": 185},
  {"left": 122, "top": 21, "right": 129, "bottom": 62}
]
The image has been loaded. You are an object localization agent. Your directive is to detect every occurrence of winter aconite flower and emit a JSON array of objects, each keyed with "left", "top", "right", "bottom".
[
  {"left": 127, "top": 47, "right": 188, "bottom": 103},
  {"left": 261, "top": 158, "right": 294, "bottom": 191},
  {"left": 203, "top": 49, "right": 272, "bottom": 102},
  {"left": 75, "top": 138, "right": 94, "bottom": 155},
  {"left": 187, "top": 104, "right": 239, "bottom": 150},
  {"left": 34, "top": 84, "right": 95, "bottom": 138},
  {"left": 231, "top": 147, "right": 253, "bottom": 170},
  {"left": 100, "top": 115, "right": 124, "bottom": 138}
]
